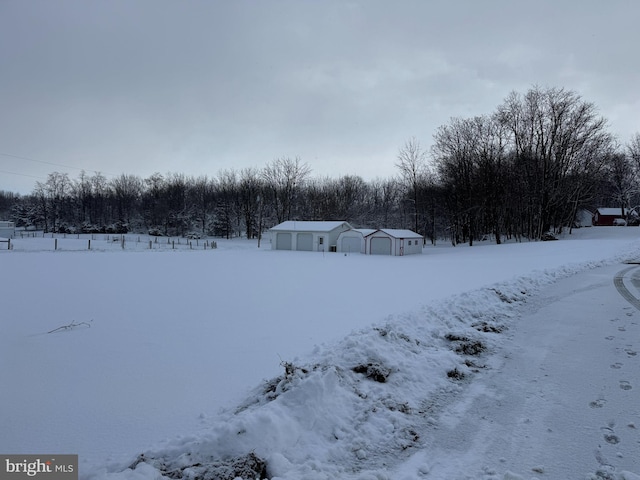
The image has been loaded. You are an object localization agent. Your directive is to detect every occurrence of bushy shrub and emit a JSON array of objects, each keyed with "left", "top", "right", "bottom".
[
  {"left": 148, "top": 227, "right": 165, "bottom": 236},
  {"left": 81, "top": 223, "right": 103, "bottom": 234},
  {"left": 105, "top": 222, "right": 129, "bottom": 234},
  {"left": 55, "top": 224, "right": 76, "bottom": 234}
]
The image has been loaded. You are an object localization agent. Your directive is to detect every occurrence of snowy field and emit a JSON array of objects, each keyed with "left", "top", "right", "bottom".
[{"left": 1, "top": 227, "right": 640, "bottom": 479}]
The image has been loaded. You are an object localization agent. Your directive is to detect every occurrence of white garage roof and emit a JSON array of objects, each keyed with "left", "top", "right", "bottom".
[
  {"left": 365, "top": 228, "right": 422, "bottom": 238},
  {"left": 270, "top": 221, "right": 352, "bottom": 232},
  {"left": 351, "top": 228, "right": 376, "bottom": 236}
]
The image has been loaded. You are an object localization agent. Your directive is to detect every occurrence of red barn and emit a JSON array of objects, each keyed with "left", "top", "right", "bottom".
[{"left": 592, "top": 208, "right": 628, "bottom": 226}]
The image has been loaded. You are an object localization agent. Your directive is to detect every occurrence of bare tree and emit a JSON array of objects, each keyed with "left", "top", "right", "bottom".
[
  {"left": 262, "top": 157, "right": 311, "bottom": 223},
  {"left": 368, "top": 177, "right": 400, "bottom": 229},
  {"left": 396, "top": 137, "right": 429, "bottom": 234},
  {"left": 239, "top": 167, "right": 263, "bottom": 239},
  {"left": 470, "top": 115, "right": 510, "bottom": 243},
  {"left": 432, "top": 118, "right": 478, "bottom": 245},
  {"left": 605, "top": 151, "right": 636, "bottom": 217},
  {"left": 89, "top": 172, "right": 109, "bottom": 226},
  {"left": 333, "top": 175, "right": 368, "bottom": 223},
  {"left": 143, "top": 173, "right": 167, "bottom": 232},
  {"left": 302, "top": 177, "right": 330, "bottom": 220},
  {"left": 628, "top": 133, "right": 640, "bottom": 174},
  {"left": 215, "top": 169, "right": 239, "bottom": 238},
  {"left": 189, "top": 175, "right": 216, "bottom": 235},
  {"left": 35, "top": 172, "right": 72, "bottom": 232},
  {"left": 110, "top": 174, "right": 142, "bottom": 227},
  {"left": 626, "top": 133, "right": 640, "bottom": 214},
  {"left": 496, "top": 86, "right": 613, "bottom": 238},
  {"left": 163, "top": 173, "right": 191, "bottom": 236}
]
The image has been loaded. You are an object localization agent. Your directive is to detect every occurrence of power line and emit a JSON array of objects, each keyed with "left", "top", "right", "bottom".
[
  {"left": 0, "top": 152, "right": 118, "bottom": 177},
  {"left": 1, "top": 152, "right": 82, "bottom": 171},
  {"left": 0, "top": 169, "right": 46, "bottom": 179}
]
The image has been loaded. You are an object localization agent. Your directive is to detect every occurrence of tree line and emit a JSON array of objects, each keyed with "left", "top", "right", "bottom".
[{"left": 2, "top": 86, "right": 640, "bottom": 245}]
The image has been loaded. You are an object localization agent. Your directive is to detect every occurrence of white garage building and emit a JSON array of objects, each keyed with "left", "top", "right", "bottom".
[
  {"left": 270, "top": 221, "right": 353, "bottom": 252},
  {"left": 269, "top": 221, "right": 423, "bottom": 256},
  {"left": 336, "top": 228, "right": 375, "bottom": 254},
  {"left": 364, "top": 229, "right": 423, "bottom": 256}
]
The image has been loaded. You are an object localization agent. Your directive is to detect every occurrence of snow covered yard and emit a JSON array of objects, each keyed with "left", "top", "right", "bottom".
[{"left": 1, "top": 227, "right": 640, "bottom": 479}]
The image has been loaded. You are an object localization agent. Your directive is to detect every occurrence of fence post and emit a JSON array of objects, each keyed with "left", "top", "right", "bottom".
[
  {"left": 149, "top": 240, "right": 152, "bottom": 249},
  {"left": 55, "top": 238, "right": 58, "bottom": 250},
  {"left": 172, "top": 241, "right": 175, "bottom": 249},
  {"left": 88, "top": 239, "right": 91, "bottom": 250}
]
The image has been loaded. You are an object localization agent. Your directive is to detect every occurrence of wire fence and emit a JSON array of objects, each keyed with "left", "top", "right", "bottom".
[{"left": 1, "top": 231, "right": 218, "bottom": 252}]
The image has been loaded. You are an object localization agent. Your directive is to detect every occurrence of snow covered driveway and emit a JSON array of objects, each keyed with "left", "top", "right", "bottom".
[{"left": 396, "top": 263, "right": 640, "bottom": 479}]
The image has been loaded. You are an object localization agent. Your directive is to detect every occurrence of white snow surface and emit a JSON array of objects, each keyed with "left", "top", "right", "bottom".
[{"left": 1, "top": 228, "right": 640, "bottom": 480}]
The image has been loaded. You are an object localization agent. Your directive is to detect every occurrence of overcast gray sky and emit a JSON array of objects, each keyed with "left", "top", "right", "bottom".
[{"left": 1, "top": 0, "right": 639, "bottom": 194}]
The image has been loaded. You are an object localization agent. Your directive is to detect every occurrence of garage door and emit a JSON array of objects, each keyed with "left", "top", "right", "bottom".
[
  {"left": 297, "top": 233, "right": 313, "bottom": 251},
  {"left": 276, "top": 232, "right": 292, "bottom": 250},
  {"left": 370, "top": 237, "right": 391, "bottom": 255},
  {"left": 341, "top": 236, "right": 361, "bottom": 254}
]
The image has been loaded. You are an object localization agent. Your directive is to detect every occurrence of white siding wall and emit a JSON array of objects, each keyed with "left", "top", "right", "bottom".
[
  {"left": 272, "top": 229, "right": 343, "bottom": 251},
  {"left": 337, "top": 231, "right": 364, "bottom": 253},
  {"left": 404, "top": 238, "right": 422, "bottom": 255},
  {"left": 366, "top": 232, "right": 423, "bottom": 255}
]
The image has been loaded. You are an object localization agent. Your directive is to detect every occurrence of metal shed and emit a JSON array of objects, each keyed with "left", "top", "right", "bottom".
[
  {"left": 336, "top": 229, "right": 375, "bottom": 254},
  {"left": 269, "top": 221, "right": 353, "bottom": 252},
  {"left": 364, "top": 229, "right": 423, "bottom": 256}
]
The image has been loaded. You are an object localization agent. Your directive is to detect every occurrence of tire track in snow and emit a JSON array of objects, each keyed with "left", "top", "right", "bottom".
[{"left": 614, "top": 265, "right": 640, "bottom": 311}]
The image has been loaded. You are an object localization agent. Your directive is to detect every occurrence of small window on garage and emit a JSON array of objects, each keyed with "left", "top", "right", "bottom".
[
  {"left": 408, "top": 240, "right": 412, "bottom": 245},
  {"left": 319, "top": 237, "right": 324, "bottom": 244}
]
